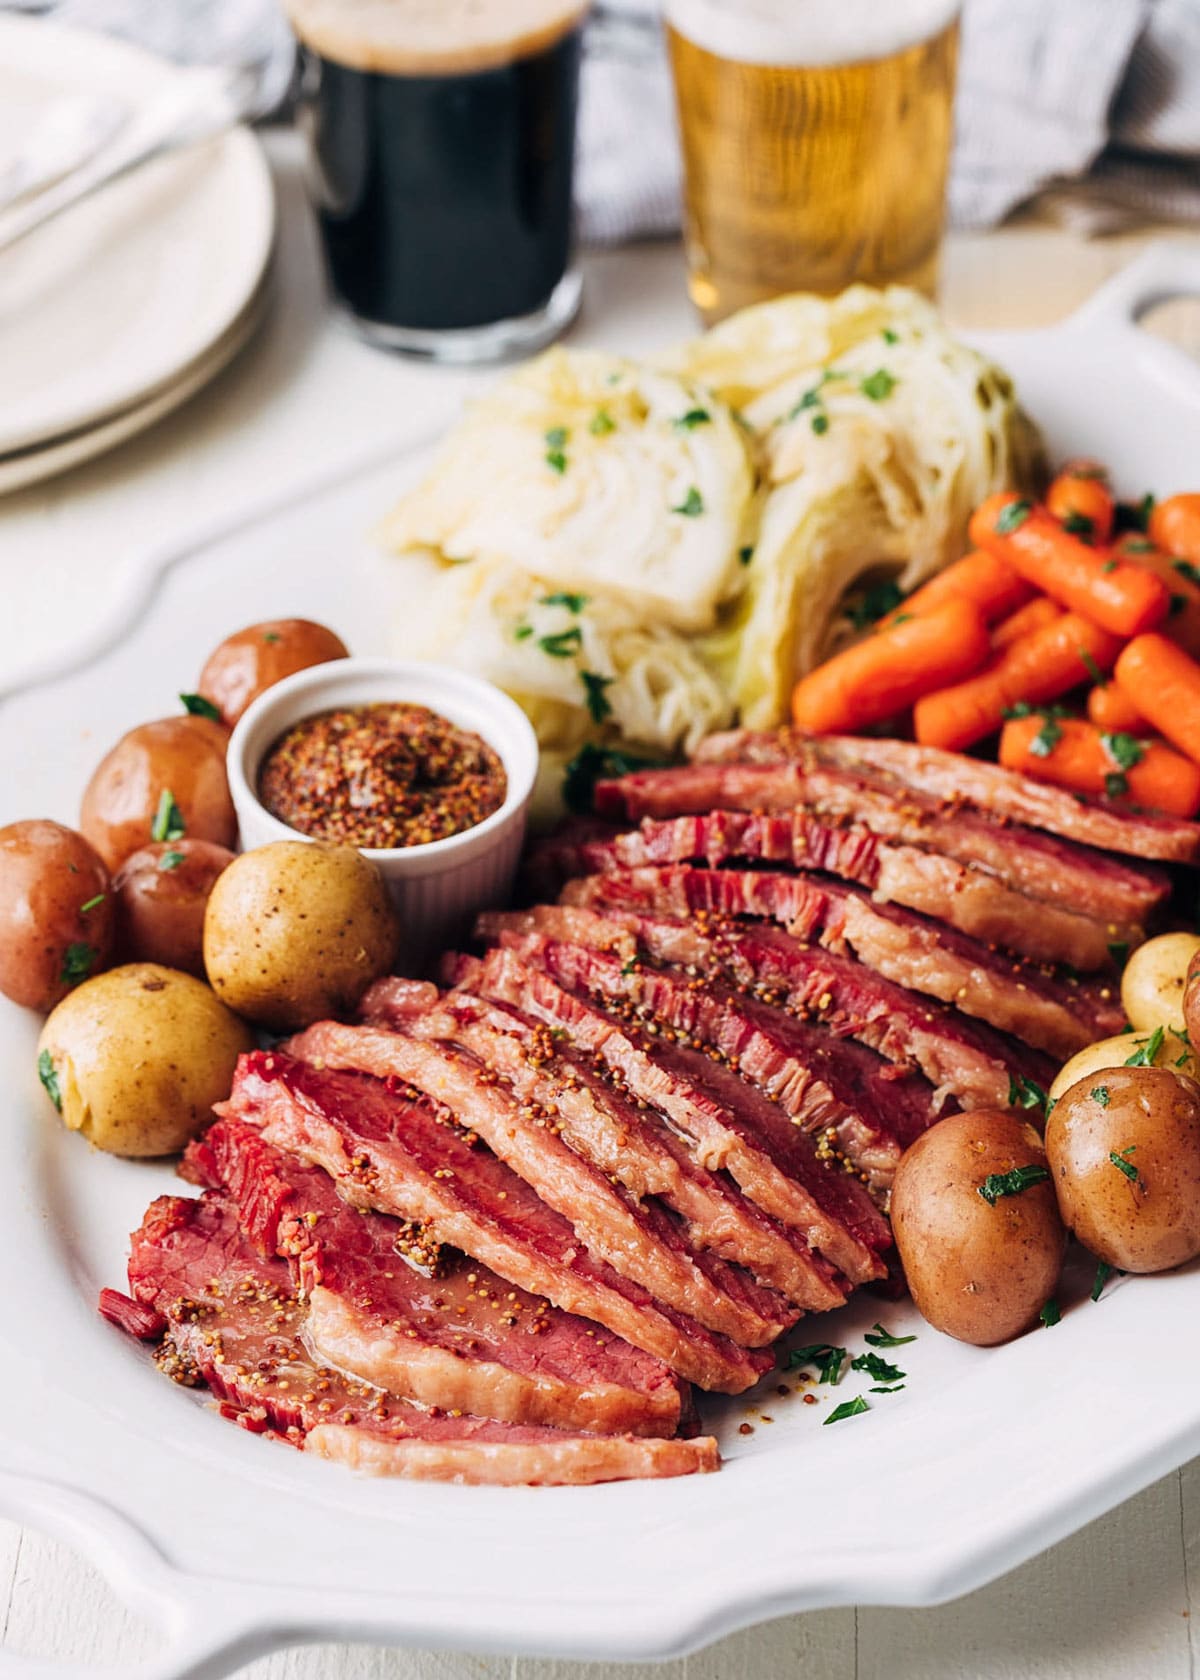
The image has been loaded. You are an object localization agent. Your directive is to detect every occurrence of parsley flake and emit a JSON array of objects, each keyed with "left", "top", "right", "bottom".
[
  {"left": 847, "top": 579, "right": 905, "bottom": 630},
  {"left": 1125, "top": 1025, "right": 1164, "bottom": 1068},
  {"left": 79, "top": 893, "right": 105, "bottom": 914},
  {"left": 151, "top": 789, "right": 185, "bottom": 843},
  {"left": 1105, "top": 771, "right": 1129, "bottom": 799},
  {"left": 1062, "top": 511, "right": 1095, "bottom": 539},
  {"left": 1030, "top": 715, "right": 1063, "bottom": 758},
  {"left": 870, "top": 1384, "right": 906, "bottom": 1394},
  {"left": 787, "top": 1343, "right": 847, "bottom": 1385},
  {"left": 157, "top": 849, "right": 186, "bottom": 872},
  {"left": 1123, "top": 537, "right": 1156, "bottom": 553},
  {"left": 1174, "top": 560, "right": 1200, "bottom": 589},
  {"left": 580, "top": 671, "right": 614, "bottom": 724},
  {"left": 738, "top": 546, "right": 755, "bottom": 567},
  {"left": 1102, "top": 559, "right": 1119, "bottom": 574},
  {"left": 1039, "top": 1299, "right": 1061, "bottom": 1328},
  {"left": 673, "top": 408, "right": 711, "bottom": 431},
  {"left": 1091, "top": 1086, "right": 1110, "bottom": 1107},
  {"left": 262, "top": 631, "right": 281, "bottom": 644},
  {"left": 671, "top": 487, "right": 704, "bottom": 518},
  {"left": 978, "top": 1164, "right": 1050, "bottom": 1206},
  {"left": 37, "top": 1049, "right": 62, "bottom": 1113},
  {"left": 1079, "top": 648, "right": 1106, "bottom": 687},
  {"left": 544, "top": 426, "right": 569, "bottom": 449},
  {"left": 824, "top": 1396, "right": 870, "bottom": 1425},
  {"left": 996, "top": 500, "right": 1032, "bottom": 534},
  {"left": 1008, "top": 1072, "right": 1049, "bottom": 1115},
  {"left": 589, "top": 410, "right": 616, "bottom": 436},
  {"left": 864, "top": 1323, "right": 916, "bottom": 1348},
  {"left": 539, "top": 591, "right": 589, "bottom": 613},
  {"left": 538, "top": 627, "right": 584, "bottom": 658},
  {"left": 851, "top": 1351, "right": 904, "bottom": 1385},
  {"left": 1109, "top": 1145, "right": 1141, "bottom": 1186},
  {"left": 180, "top": 692, "right": 221, "bottom": 721},
  {"left": 545, "top": 449, "right": 568, "bottom": 475},
  {"left": 811, "top": 413, "right": 830, "bottom": 435},
  {"left": 860, "top": 368, "right": 898, "bottom": 401},
  {"left": 1091, "top": 1259, "right": 1114, "bottom": 1301},
  {"left": 60, "top": 942, "right": 95, "bottom": 985},
  {"left": 881, "top": 327, "right": 900, "bottom": 345},
  {"left": 1101, "top": 732, "right": 1145, "bottom": 772},
  {"left": 514, "top": 624, "right": 534, "bottom": 641}
]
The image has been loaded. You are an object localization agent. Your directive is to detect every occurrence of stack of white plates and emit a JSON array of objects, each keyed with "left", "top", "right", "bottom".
[{"left": 0, "top": 17, "right": 276, "bottom": 495}]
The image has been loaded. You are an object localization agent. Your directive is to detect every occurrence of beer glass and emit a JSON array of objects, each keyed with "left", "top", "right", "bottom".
[
  {"left": 288, "top": 0, "right": 589, "bottom": 362},
  {"left": 665, "top": 0, "right": 961, "bottom": 323}
]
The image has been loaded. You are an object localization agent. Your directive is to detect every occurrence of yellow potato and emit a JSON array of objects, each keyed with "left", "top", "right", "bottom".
[
  {"left": 1120, "top": 932, "right": 1200, "bottom": 1035},
  {"left": 203, "top": 841, "right": 399, "bottom": 1031},
  {"left": 890, "top": 1109, "right": 1066, "bottom": 1347},
  {"left": 1049, "top": 1028, "right": 1198, "bottom": 1104},
  {"left": 37, "top": 963, "right": 253, "bottom": 1157}
]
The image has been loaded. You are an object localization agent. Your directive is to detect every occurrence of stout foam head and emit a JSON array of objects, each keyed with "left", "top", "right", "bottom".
[{"left": 286, "top": 0, "right": 590, "bottom": 76}]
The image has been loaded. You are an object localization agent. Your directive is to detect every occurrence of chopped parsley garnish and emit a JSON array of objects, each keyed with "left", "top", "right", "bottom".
[
  {"left": 1101, "top": 559, "right": 1119, "bottom": 574},
  {"left": 545, "top": 426, "right": 569, "bottom": 449},
  {"left": 514, "top": 623, "right": 534, "bottom": 641},
  {"left": 1124, "top": 1025, "right": 1164, "bottom": 1068},
  {"left": 1008, "top": 1072, "right": 1049, "bottom": 1114},
  {"left": 851, "top": 1351, "right": 905, "bottom": 1384},
  {"left": 538, "top": 627, "right": 584, "bottom": 659},
  {"left": 545, "top": 449, "right": 568, "bottom": 475},
  {"left": 1109, "top": 1145, "right": 1141, "bottom": 1185},
  {"left": 262, "top": 630, "right": 281, "bottom": 644},
  {"left": 811, "top": 413, "right": 830, "bottom": 435},
  {"left": 847, "top": 579, "right": 905, "bottom": 630},
  {"left": 580, "top": 670, "right": 614, "bottom": 724},
  {"left": 1101, "top": 732, "right": 1145, "bottom": 772},
  {"left": 1062, "top": 511, "right": 1095, "bottom": 539},
  {"left": 996, "top": 500, "right": 1032, "bottom": 534},
  {"left": 620, "top": 960, "right": 638, "bottom": 978},
  {"left": 1091, "top": 1086, "right": 1110, "bottom": 1107},
  {"left": 786, "top": 373, "right": 837, "bottom": 422},
  {"left": 37, "top": 1049, "right": 62, "bottom": 1112},
  {"left": 824, "top": 1396, "right": 870, "bottom": 1425},
  {"left": 738, "top": 546, "right": 755, "bottom": 567},
  {"left": 864, "top": 1323, "right": 916, "bottom": 1348},
  {"left": 673, "top": 408, "right": 711, "bottom": 430},
  {"left": 1029, "top": 715, "right": 1063, "bottom": 758},
  {"left": 1105, "top": 772, "right": 1129, "bottom": 799},
  {"left": 539, "top": 591, "right": 589, "bottom": 613},
  {"left": 562, "top": 744, "right": 665, "bottom": 815},
  {"left": 151, "top": 789, "right": 185, "bottom": 843},
  {"left": 871, "top": 1385, "right": 905, "bottom": 1394},
  {"left": 1137, "top": 492, "right": 1156, "bottom": 530},
  {"left": 787, "top": 1343, "right": 847, "bottom": 1385},
  {"left": 1079, "top": 648, "right": 1106, "bottom": 687},
  {"left": 60, "top": 942, "right": 95, "bottom": 985},
  {"left": 1039, "top": 1299, "right": 1061, "bottom": 1328},
  {"left": 157, "top": 849, "right": 186, "bottom": 872},
  {"left": 881, "top": 327, "right": 900, "bottom": 345},
  {"left": 1002, "top": 701, "right": 1036, "bottom": 719},
  {"left": 79, "top": 893, "right": 105, "bottom": 914},
  {"left": 671, "top": 487, "right": 704, "bottom": 518},
  {"left": 978, "top": 1164, "right": 1050, "bottom": 1206},
  {"left": 1091, "top": 1259, "right": 1114, "bottom": 1301},
  {"left": 1108, "top": 941, "right": 1130, "bottom": 966},
  {"left": 1123, "top": 537, "right": 1155, "bottom": 553},
  {"left": 860, "top": 368, "right": 898, "bottom": 401},
  {"left": 1174, "top": 560, "right": 1200, "bottom": 589},
  {"left": 589, "top": 410, "right": 616, "bottom": 436},
  {"left": 179, "top": 692, "right": 220, "bottom": 720}
]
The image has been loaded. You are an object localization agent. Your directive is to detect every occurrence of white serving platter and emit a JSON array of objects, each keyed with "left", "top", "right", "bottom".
[{"left": 2, "top": 245, "right": 1200, "bottom": 1680}]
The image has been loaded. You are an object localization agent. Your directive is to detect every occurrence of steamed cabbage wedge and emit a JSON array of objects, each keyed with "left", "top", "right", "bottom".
[{"left": 383, "top": 288, "right": 1041, "bottom": 767}]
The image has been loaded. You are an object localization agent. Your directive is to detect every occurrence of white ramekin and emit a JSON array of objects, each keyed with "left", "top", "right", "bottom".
[{"left": 227, "top": 659, "right": 539, "bottom": 973}]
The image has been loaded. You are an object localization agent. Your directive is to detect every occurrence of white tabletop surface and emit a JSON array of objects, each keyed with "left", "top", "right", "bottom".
[{"left": 3, "top": 131, "right": 1200, "bottom": 1678}]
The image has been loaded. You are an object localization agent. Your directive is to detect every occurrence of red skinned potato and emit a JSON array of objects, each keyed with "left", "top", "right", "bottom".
[
  {"left": 0, "top": 820, "right": 114, "bottom": 1011},
  {"left": 197, "top": 619, "right": 349, "bottom": 728},
  {"left": 890, "top": 1109, "right": 1066, "bottom": 1346},
  {"left": 80, "top": 715, "right": 236, "bottom": 871},
  {"left": 112, "top": 839, "right": 235, "bottom": 977}
]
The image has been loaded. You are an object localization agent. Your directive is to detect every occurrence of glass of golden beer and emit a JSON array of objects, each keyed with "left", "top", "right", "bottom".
[{"left": 664, "top": 0, "right": 961, "bottom": 322}]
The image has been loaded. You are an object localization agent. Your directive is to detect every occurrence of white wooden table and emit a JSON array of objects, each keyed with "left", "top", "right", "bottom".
[{"left": 3, "top": 133, "right": 1200, "bottom": 1678}]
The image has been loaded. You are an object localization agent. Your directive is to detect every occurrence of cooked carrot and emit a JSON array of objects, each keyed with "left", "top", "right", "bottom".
[
  {"left": 1149, "top": 494, "right": 1200, "bottom": 563},
  {"left": 1087, "top": 681, "right": 1147, "bottom": 734},
  {"left": 877, "top": 549, "right": 1032, "bottom": 631},
  {"left": 991, "top": 597, "right": 1062, "bottom": 651},
  {"left": 998, "top": 715, "right": 1200, "bottom": 820},
  {"left": 1116, "top": 634, "right": 1200, "bottom": 766},
  {"left": 1111, "top": 533, "right": 1200, "bottom": 660},
  {"left": 969, "top": 492, "right": 1170, "bottom": 638},
  {"left": 791, "top": 598, "right": 991, "bottom": 735},
  {"left": 913, "top": 611, "right": 1123, "bottom": 752},
  {"left": 1046, "top": 465, "right": 1115, "bottom": 545}
]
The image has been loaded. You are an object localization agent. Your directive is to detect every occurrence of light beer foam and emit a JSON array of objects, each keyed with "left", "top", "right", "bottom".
[
  {"left": 286, "top": 0, "right": 589, "bottom": 76},
  {"left": 664, "top": 0, "right": 960, "bottom": 67}
]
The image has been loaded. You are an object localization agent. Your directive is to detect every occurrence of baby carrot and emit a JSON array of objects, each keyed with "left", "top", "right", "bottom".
[
  {"left": 1149, "top": 494, "right": 1200, "bottom": 564},
  {"left": 1046, "top": 463, "right": 1115, "bottom": 545},
  {"left": 913, "top": 611, "right": 1123, "bottom": 752},
  {"left": 877, "top": 549, "right": 1032, "bottom": 631},
  {"left": 1115, "top": 634, "right": 1200, "bottom": 766},
  {"left": 999, "top": 715, "right": 1200, "bottom": 820},
  {"left": 969, "top": 492, "right": 1170, "bottom": 638},
  {"left": 1087, "top": 681, "right": 1147, "bottom": 735},
  {"left": 1111, "top": 532, "right": 1200, "bottom": 660},
  {"left": 991, "top": 596, "right": 1062, "bottom": 652},
  {"left": 791, "top": 597, "right": 991, "bottom": 735}
]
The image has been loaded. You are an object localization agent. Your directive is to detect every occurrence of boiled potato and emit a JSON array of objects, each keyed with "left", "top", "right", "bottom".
[
  {"left": 1049, "top": 1027, "right": 1197, "bottom": 1103},
  {"left": 1046, "top": 1067, "right": 1200, "bottom": 1273},
  {"left": 37, "top": 963, "right": 253, "bottom": 1157},
  {"left": 203, "top": 840, "right": 399, "bottom": 1030},
  {"left": 113, "top": 839, "right": 235, "bottom": 977},
  {"left": 197, "top": 619, "right": 349, "bottom": 729},
  {"left": 890, "top": 1109, "right": 1066, "bottom": 1346},
  {"left": 0, "top": 820, "right": 114, "bottom": 1011},
  {"left": 81, "top": 716, "right": 237, "bottom": 871},
  {"left": 1121, "top": 932, "right": 1200, "bottom": 1035}
]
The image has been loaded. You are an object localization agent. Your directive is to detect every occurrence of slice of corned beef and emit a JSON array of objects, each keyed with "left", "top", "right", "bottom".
[
  {"left": 477, "top": 903, "right": 1056, "bottom": 1110},
  {"left": 183, "top": 1117, "right": 687, "bottom": 1438},
  {"left": 283, "top": 1022, "right": 781, "bottom": 1349},
  {"left": 557, "top": 866, "right": 1124, "bottom": 1059},
  {"left": 532, "top": 809, "right": 1129, "bottom": 972},
  {"left": 592, "top": 759, "right": 1171, "bottom": 928},
  {"left": 221, "top": 1051, "right": 770, "bottom": 1393},
  {"left": 479, "top": 931, "right": 944, "bottom": 1195},
  {"left": 120, "top": 1193, "right": 718, "bottom": 1484},
  {"left": 361, "top": 979, "right": 843, "bottom": 1314},
  {"left": 692, "top": 729, "right": 1200, "bottom": 864}
]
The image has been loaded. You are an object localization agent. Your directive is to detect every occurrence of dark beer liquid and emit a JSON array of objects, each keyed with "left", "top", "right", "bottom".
[{"left": 304, "top": 31, "right": 581, "bottom": 333}]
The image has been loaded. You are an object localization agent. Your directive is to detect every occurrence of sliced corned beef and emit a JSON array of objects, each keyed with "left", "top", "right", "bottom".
[
  {"left": 477, "top": 903, "right": 1056, "bottom": 1109},
  {"left": 694, "top": 729, "right": 1200, "bottom": 864},
  {"left": 183, "top": 1116, "right": 687, "bottom": 1438},
  {"left": 123, "top": 1193, "right": 718, "bottom": 1484},
  {"left": 361, "top": 979, "right": 844, "bottom": 1314},
  {"left": 221, "top": 1051, "right": 771, "bottom": 1393}
]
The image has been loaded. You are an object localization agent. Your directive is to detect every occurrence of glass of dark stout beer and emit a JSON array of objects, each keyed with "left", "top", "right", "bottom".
[{"left": 287, "top": 0, "right": 589, "bottom": 361}]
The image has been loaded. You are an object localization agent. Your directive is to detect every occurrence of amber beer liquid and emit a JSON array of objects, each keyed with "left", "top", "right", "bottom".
[{"left": 665, "top": 0, "right": 961, "bottom": 323}]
